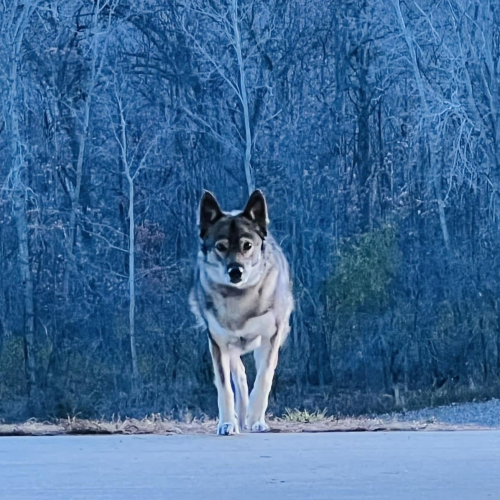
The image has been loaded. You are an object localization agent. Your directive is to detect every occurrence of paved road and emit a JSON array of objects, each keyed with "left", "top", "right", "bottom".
[{"left": 1, "top": 431, "right": 499, "bottom": 499}]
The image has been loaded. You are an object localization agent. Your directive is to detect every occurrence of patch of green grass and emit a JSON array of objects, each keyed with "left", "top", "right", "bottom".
[{"left": 278, "top": 408, "right": 329, "bottom": 423}]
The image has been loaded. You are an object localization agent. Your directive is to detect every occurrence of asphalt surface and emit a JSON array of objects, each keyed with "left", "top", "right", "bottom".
[{"left": 1, "top": 431, "right": 499, "bottom": 499}]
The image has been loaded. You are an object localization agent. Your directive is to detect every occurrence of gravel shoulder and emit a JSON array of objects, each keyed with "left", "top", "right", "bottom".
[{"left": 379, "top": 398, "right": 500, "bottom": 428}]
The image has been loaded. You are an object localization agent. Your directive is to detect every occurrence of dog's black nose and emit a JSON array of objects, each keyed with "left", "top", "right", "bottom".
[{"left": 227, "top": 264, "right": 243, "bottom": 283}]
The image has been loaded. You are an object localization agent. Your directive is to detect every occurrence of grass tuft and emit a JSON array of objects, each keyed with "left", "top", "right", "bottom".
[{"left": 278, "top": 408, "right": 329, "bottom": 423}]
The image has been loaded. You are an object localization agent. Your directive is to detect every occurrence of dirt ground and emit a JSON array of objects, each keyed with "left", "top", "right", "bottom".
[{"left": 0, "top": 415, "right": 490, "bottom": 436}]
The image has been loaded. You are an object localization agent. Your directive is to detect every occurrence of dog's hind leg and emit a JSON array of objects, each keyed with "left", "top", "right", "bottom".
[
  {"left": 208, "top": 334, "right": 238, "bottom": 435},
  {"left": 246, "top": 329, "right": 281, "bottom": 432},
  {"left": 230, "top": 356, "right": 249, "bottom": 432}
]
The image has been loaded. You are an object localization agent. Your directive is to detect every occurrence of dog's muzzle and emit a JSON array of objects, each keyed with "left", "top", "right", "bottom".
[{"left": 227, "top": 263, "right": 243, "bottom": 284}]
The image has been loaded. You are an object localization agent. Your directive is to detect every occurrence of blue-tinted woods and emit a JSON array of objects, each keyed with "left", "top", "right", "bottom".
[{"left": 1, "top": 0, "right": 499, "bottom": 421}]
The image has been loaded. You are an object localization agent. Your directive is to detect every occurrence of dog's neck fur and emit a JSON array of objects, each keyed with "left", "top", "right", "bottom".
[{"left": 198, "top": 235, "right": 277, "bottom": 332}]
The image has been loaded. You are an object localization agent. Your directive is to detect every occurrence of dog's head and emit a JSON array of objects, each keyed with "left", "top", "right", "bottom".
[{"left": 198, "top": 190, "right": 268, "bottom": 287}]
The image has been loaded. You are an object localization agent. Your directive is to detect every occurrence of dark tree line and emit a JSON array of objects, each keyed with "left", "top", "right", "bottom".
[{"left": 1, "top": 0, "right": 500, "bottom": 421}]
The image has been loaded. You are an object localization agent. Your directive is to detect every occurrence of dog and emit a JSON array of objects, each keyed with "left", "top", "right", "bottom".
[{"left": 190, "top": 190, "right": 293, "bottom": 435}]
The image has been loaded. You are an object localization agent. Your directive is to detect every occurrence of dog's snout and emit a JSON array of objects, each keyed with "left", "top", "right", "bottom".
[{"left": 227, "top": 263, "right": 243, "bottom": 283}]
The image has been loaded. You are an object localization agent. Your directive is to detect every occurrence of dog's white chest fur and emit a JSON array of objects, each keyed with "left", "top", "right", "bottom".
[{"left": 205, "top": 308, "right": 276, "bottom": 354}]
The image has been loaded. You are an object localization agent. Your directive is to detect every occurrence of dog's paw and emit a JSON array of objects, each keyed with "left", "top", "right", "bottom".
[
  {"left": 217, "top": 422, "right": 239, "bottom": 436},
  {"left": 246, "top": 420, "right": 270, "bottom": 433}
]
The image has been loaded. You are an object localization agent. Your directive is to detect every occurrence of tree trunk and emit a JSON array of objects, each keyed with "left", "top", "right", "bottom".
[
  {"left": 355, "top": 47, "right": 372, "bottom": 232},
  {"left": 5, "top": 0, "right": 40, "bottom": 401},
  {"left": 127, "top": 172, "right": 140, "bottom": 390},
  {"left": 62, "top": 97, "right": 91, "bottom": 298},
  {"left": 62, "top": 2, "right": 105, "bottom": 298},
  {"left": 117, "top": 91, "right": 140, "bottom": 390},
  {"left": 392, "top": 0, "right": 451, "bottom": 251},
  {"left": 231, "top": 0, "right": 254, "bottom": 195},
  {"left": 14, "top": 196, "right": 37, "bottom": 397}
]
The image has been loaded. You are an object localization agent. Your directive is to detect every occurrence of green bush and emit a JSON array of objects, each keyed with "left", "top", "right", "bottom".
[
  {"left": 0, "top": 336, "right": 27, "bottom": 398},
  {"left": 326, "top": 225, "right": 400, "bottom": 314}
]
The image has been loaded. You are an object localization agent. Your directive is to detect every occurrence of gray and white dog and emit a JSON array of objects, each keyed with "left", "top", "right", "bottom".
[{"left": 190, "top": 190, "right": 293, "bottom": 435}]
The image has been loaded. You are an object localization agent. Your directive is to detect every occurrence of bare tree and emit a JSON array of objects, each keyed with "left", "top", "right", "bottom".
[
  {"left": 112, "top": 76, "right": 161, "bottom": 391},
  {"left": 1, "top": 0, "right": 500, "bottom": 421},
  {"left": 391, "top": 0, "right": 451, "bottom": 251},
  {"left": 62, "top": 0, "right": 118, "bottom": 298},
  {"left": 179, "top": 0, "right": 276, "bottom": 195},
  {"left": 0, "top": 0, "right": 42, "bottom": 401},
  {"left": 230, "top": 0, "right": 253, "bottom": 193}
]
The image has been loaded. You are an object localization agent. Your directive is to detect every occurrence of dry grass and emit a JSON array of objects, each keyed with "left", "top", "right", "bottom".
[{"left": 0, "top": 413, "right": 491, "bottom": 437}]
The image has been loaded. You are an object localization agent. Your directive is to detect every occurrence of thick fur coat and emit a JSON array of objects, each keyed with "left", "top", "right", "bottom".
[{"left": 190, "top": 190, "right": 293, "bottom": 435}]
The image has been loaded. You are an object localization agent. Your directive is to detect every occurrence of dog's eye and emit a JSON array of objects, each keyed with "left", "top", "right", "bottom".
[
  {"left": 243, "top": 241, "right": 252, "bottom": 252},
  {"left": 216, "top": 242, "right": 227, "bottom": 252}
]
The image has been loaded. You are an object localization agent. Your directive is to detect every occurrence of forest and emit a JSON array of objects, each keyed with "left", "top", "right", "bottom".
[{"left": 1, "top": 0, "right": 500, "bottom": 421}]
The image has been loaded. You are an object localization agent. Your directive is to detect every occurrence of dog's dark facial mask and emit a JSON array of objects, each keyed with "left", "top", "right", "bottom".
[{"left": 199, "top": 190, "right": 268, "bottom": 287}]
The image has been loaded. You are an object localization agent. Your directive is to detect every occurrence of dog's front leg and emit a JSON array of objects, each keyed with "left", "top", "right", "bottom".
[
  {"left": 208, "top": 334, "right": 238, "bottom": 435},
  {"left": 230, "top": 356, "right": 249, "bottom": 432},
  {"left": 246, "top": 331, "right": 281, "bottom": 432}
]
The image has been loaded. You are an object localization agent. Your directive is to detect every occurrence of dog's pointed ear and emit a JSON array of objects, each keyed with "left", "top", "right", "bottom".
[
  {"left": 242, "top": 189, "right": 268, "bottom": 237},
  {"left": 199, "top": 191, "right": 223, "bottom": 238}
]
